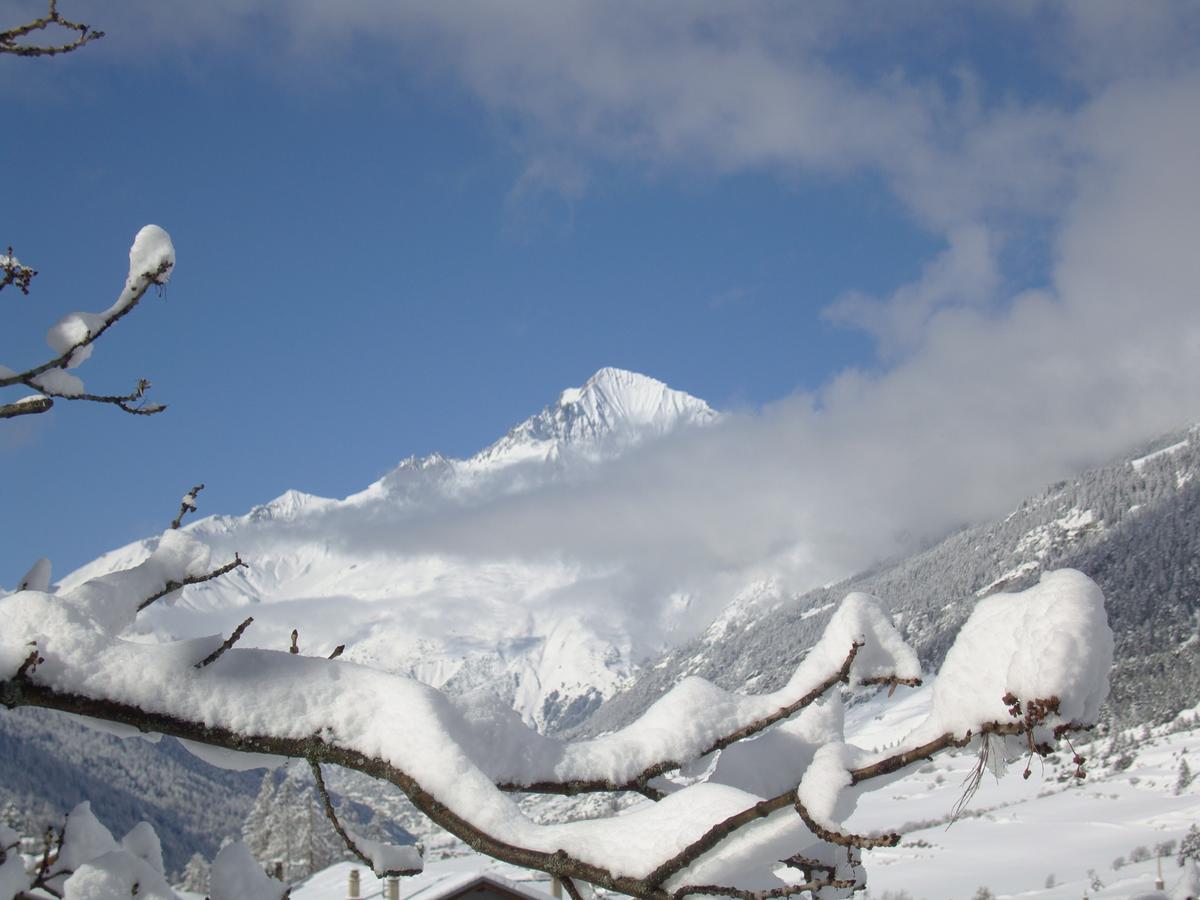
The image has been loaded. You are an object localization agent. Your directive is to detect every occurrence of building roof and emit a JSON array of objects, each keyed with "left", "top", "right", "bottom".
[{"left": 291, "top": 852, "right": 557, "bottom": 900}]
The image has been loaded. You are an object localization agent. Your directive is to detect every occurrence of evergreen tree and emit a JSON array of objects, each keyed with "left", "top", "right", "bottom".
[
  {"left": 241, "top": 766, "right": 350, "bottom": 882},
  {"left": 242, "top": 773, "right": 277, "bottom": 863},
  {"left": 180, "top": 852, "right": 210, "bottom": 895},
  {"left": 1180, "top": 824, "right": 1200, "bottom": 867},
  {"left": 1176, "top": 758, "right": 1194, "bottom": 795}
]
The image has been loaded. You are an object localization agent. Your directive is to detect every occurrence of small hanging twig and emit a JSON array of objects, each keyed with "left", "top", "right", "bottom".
[{"left": 170, "top": 483, "right": 205, "bottom": 530}]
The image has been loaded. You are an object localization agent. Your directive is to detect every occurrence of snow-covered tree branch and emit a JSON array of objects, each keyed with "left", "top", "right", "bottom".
[
  {"left": 0, "top": 512, "right": 1114, "bottom": 898},
  {"left": 0, "top": 226, "right": 176, "bottom": 420}
]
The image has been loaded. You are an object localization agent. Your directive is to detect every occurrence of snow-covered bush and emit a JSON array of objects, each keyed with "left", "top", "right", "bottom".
[{"left": 0, "top": 802, "right": 176, "bottom": 899}]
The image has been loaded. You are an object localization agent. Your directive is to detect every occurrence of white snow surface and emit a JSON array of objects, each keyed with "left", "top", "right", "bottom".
[
  {"left": 63, "top": 852, "right": 176, "bottom": 900},
  {"left": 346, "top": 832, "right": 424, "bottom": 876},
  {"left": 914, "top": 569, "right": 1112, "bottom": 744},
  {"left": 30, "top": 367, "right": 85, "bottom": 396},
  {"left": 17, "top": 557, "right": 51, "bottom": 592},
  {"left": 209, "top": 841, "right": 286, "bottom": 900},
  {"left": 843, "top": 694, "right": 1200, "bottom": 900}
]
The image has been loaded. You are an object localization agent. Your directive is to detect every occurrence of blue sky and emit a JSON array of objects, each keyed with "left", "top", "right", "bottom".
[{"left": 3, "top": 2, "right": 1200, "bottom": 583}]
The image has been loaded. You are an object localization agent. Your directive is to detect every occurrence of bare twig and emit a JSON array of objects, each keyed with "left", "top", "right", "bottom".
[
  {"left": 30, "top": 377, "right": 166, "bottom": 416},
  {"left": 16, "top": 648, "right": 44, "bottom": 678},
  {"left": 194, "top": 617, "right": 254, "bottom": 669},
  {"left": 1, "top": 248, "right": 36, "bottom": 293},
  {"left": 309, "top": 758, "right": 421, "bottom": 876},
  {"left": 290, "top": 629, "right": 299, "bottom": 655},
  {"left": 137, "top": 554, "right": 246, "bottom": 611},
  {"left": 171, "top": 484, "right": 205, "bottom": 530},
  {"left": 561, "top": 877, "right": 585, "bottom": 900},
  {"left": 27, "top": 825, "right": 63, "bottom": 899},
  {"left": 308, "top": 758, "right": 375, "bottom": 868},
  {"left": 328, "top": 645, "right": 345, "bottom": 660},
  {"left": 0, "top": 1, "right": 104, "bottom": 57}
]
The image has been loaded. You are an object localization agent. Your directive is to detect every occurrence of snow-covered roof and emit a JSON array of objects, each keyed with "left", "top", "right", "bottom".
[{"left": 292, "top": 854, "right": 556, "bottom": 900}]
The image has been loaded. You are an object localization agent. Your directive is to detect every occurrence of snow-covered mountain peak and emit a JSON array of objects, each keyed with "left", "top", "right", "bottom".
[
  {"left": 471, "top": 367, "right": 716, "bottom": 469},
  {"left": 58, "top": 368, "right": 722, "bottom": 735}
]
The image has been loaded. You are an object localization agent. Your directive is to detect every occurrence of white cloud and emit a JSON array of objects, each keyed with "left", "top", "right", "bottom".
[
  {"left": 825, "top": 223, "right": 1000, "bottom": 359},
  {"left": 278, "top": 69, "right": 1200, "bottom": 633}
]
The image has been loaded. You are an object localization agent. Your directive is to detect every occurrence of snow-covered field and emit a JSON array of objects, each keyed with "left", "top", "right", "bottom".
[{"left": 845, "top": 690, "right": 1199, "bottom": 900}]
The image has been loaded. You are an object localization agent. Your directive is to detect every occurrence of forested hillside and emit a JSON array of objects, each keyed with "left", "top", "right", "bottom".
[{"left": 585, "top": 426, "right": 1200, "bottom": 734}]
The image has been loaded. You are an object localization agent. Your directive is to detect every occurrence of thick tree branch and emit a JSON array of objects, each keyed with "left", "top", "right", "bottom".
[
  {"left": 0, "top": 677, "right": 670, "bottom": 898},
  {"left": 136, "top": 555, "right": 247, "bottom": 611},
  {"left": 0, "top": 671, "right": 1095, "bottom": 898},
  {"left": 0, "top": 1, "right": 103, "bottom": 57},
  {"left": 0, "top": 396, "right": 53, "bottom": 419}
]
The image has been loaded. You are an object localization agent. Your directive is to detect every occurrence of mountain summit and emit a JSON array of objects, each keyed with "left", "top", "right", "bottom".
[{"left": 471, "top": 367, "right": 717, "bottom": 468}]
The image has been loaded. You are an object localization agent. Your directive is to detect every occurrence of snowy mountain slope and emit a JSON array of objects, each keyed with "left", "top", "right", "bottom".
[
  {"left": 584, "top": 424, "right": 1200, "bottom": 736},
  {"left": 59, "top": 367, "right": 717, "bottom": 734}
]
